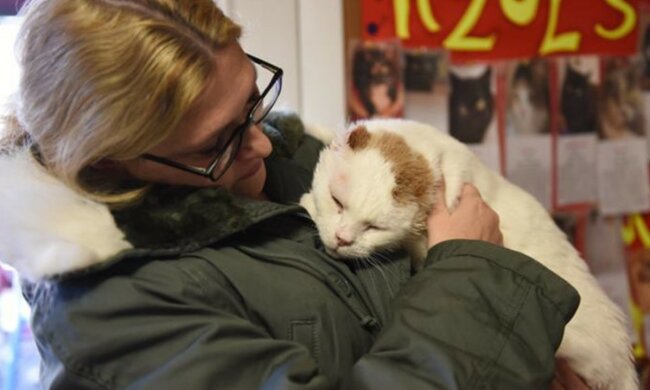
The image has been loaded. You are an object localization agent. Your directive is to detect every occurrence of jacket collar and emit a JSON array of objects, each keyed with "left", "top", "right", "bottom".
[
  {"left": 0, "top": 112, "right": 315, "bottom": 282},
  {"left": 0, "top": 151, "right": 312, "bottom": 282}
]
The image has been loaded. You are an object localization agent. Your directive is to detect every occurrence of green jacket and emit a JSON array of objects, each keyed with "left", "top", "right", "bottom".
[{"left": 2, "top": 114, "right": 579, "bottom": 389}]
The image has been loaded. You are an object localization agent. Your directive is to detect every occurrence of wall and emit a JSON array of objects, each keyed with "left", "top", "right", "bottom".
[{"left": 217, "top": 0, "right": 347, "bottom": 131}]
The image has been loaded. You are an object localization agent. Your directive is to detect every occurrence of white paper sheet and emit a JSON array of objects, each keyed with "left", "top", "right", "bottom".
[
  {"left": 557, "top": 134, "right": 598, "bottom": 206},
  {"left": 506, "top": 135, "right": 552, "bottom": 210},
  {"left": 597, "top": 138, "right": 650, "bottom": 215}
]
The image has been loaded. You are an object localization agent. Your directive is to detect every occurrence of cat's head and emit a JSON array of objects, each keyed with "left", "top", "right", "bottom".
[
  {"left": 448, "top": 67, "right": 494, "bottom": 143},
  {"left": 307, "top": 124, "right": 434, "bottom": 259}
]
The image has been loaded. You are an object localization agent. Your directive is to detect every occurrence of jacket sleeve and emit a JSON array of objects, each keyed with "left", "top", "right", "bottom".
[
  {"left": 35, "top": 239, "right": 579, "bottom": 390},
  {"left": 350, "top": 239, "right": 580, "bottom": 389}
]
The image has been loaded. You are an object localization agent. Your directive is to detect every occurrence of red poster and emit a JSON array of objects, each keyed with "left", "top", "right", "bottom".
[{"left": 362, "top": 0, "right": 639, "bottom": 62}]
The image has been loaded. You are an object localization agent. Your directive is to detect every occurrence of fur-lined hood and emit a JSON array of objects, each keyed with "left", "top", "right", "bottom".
[
  {"left": 0, "top": 113, "right": 321, "bottom": 282},
  {"left": 0, "top": 150, "right": 133, "bottom": 281}
]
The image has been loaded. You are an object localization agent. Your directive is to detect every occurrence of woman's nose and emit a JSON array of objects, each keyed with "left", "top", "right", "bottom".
[{"left": 237, "top": 123, "right": 272, "bottom": 160}]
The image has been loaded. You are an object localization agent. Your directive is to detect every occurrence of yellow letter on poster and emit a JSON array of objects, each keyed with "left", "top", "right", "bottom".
[
  {"left": 539, "top": 0, "right": 580, "bottom": 55},
  {"left": 394, "top": 0, "right": 440, "bottom": 40},
  {"left": 500, "top": 0, "right": 540, "bottom": 26},
  {"left": 394, "top": 0, "right": 411, "bottom": 39},
  {"left": 595, "top": 0, "right": 636, "bottom": 40},
  {"left": 444, "top": 0, "right": 496, "bottom": 51},
  {"left": 417, "top": 0, "right": 441, "bottom": 33}
]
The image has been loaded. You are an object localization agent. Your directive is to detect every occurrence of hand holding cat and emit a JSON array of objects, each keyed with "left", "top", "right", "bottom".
[{"left": 426, "top": 180, "right": 503, "bottom": 248}]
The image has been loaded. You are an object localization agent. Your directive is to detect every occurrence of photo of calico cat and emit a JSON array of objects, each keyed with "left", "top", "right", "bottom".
[
  {"left": 599, "top": 57, "right": 645, "bottom": 140},
  {"left": 506, "top": 59, "right": 550, "bottom": 136},
  {"left": 560, "top": 60, "right": 598, "bottom": 134},
  {"left": 300, "top": 119, "right": 637, "bottom": 390},
  {"left": 349, "top": 41, "right": 404, "bottom": 120},
  {"left": 448, "top": 66, "right": 494, "bottom": 144}
]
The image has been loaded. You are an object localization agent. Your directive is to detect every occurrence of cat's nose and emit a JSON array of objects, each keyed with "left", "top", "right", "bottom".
[{"left": 335, "top": 233, "right": 352, "bottom": 247}]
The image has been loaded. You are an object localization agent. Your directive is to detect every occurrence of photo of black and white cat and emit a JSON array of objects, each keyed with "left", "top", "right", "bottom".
[
  {"left": 506, "top": 59, "right": 550, "bottom": 136},
  {"left": 558, "top": 56, "right": 599, "bottom": 135},
  {"left": 448, "top": 65, "right": 495, "bottom": 144},
  {"left": 599, "top": 57, "right": 645, "bottom": 140}
]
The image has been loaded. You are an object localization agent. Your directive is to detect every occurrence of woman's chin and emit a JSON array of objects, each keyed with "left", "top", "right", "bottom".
[{"left": 231, "top": 161, "right": 267, "bottom": 199}]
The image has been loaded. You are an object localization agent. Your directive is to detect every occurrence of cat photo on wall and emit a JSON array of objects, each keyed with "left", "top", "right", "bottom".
[
  {"left": 404, "top": 49, "right": 442, "bottom": 93},
  {"left": 599, "top": 57, "right": 645, "bottom": 140},
  {"left": 558, "top": 56, "right": 600, "bottom": 135},
  {"left": 448, "top": 64, "right": 495, "bottom": 144},
  {"left": 640, "top": 18, "right": 650, "bottom": 90},
  {"left": 506, "top": 59, "right": 550, "bottom": 136},
  {"left": 348, "top": 40, "right": 405, "bottom": 121}
]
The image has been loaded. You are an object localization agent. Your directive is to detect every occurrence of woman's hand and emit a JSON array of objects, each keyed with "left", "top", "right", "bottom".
[{"left": 427, "top": 180, "right": 503, "bottom": 248}]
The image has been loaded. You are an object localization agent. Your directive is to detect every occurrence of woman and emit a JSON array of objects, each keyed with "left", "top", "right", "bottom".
[{"left": 0, "top": 0, "right": 584, "bottom": 388}]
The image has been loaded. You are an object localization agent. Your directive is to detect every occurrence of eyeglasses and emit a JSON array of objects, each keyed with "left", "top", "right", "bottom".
[{"left": 142, "top": 54, "right": 283, "bottom": 181}]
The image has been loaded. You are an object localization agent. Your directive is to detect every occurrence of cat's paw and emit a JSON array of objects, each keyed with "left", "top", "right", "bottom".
[{"left": 442, "top": 176, "right": 464, "bottom": 212}]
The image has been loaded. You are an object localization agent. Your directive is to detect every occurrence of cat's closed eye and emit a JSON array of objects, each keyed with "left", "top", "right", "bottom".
[
  {"left": 365, "top": 224, "right": 384, "bottom": 231},
  {"left": 331, "top": 194, "right": 344, "bottom": 212}
]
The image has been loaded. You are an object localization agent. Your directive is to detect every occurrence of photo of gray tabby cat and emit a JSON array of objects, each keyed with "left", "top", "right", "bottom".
[{"left": 300, "top": 119, "right": 637, "bottom": 390}]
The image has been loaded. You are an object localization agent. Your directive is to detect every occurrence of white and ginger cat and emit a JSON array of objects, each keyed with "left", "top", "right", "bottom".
[{"left": 299, "top": 119, "right": 636, "bottom": 390}]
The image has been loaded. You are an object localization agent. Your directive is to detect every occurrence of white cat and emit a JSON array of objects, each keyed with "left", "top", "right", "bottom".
[{"left": 300, "top": 119, "right": 636, "bottom": 390}]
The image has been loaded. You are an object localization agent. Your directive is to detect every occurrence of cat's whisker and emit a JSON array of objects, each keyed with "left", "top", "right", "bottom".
[
  {"left": 371, "top": 252, "right": 400, "bottom": 279},
  {"left": 364, "top": 255, "right": 395, "bottom": 297}
]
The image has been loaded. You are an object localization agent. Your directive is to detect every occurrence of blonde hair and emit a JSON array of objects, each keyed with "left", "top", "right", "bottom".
[{"left": 0, "top": 0, "right": 241, "bottom": 205}]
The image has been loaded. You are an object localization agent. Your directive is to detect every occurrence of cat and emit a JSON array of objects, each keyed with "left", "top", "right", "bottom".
[
  {"left": 300, "top": 119, "right": 637, "bottom": 390},
  {"left": 561, "top": 64, "right": 598, "bottom": 134},
  {"left": 448, "top": 67, "right": 493, "bottom": 143},
  {"left": 599, "top": 59, "right": 644, "bottom": 139},
  {"left": 352, "top": 46, "right": 399, "bottom": 118},
  {"left": 507, "top": 61, "right": 550, "bottom": 136},
  {"left": 404, "top": 51, "right": 439, "bottom": 92}
]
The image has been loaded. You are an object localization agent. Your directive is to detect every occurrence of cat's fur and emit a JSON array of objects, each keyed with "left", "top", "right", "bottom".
[
  {"left": 448, "top": 67, "right": 494, "bottom": 143},
  {"left": 300, "top": 119, "right": 636, "bottom": 390}
]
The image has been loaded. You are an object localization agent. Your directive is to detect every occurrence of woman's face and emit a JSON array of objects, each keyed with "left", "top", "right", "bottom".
[{"left": 119, "top": 42, "right": 272, "bottom": 199}]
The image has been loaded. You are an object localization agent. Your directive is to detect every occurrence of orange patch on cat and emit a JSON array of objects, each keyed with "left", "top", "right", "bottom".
[
  {"left": 347, "top": 125, "right": 371, "bottom": 150},
  {"left": 346, "top": 126, "right": 434, "bottom": 210},
  {"left": 374, "top": 132, "right": 434, "bottom": 207}
]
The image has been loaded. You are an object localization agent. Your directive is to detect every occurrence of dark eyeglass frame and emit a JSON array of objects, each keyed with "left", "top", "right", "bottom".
[{"left": 142, "top": 54, "right": 283, "bottom": 182}]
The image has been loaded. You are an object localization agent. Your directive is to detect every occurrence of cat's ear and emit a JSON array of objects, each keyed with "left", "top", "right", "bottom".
[
  {"left": 450, "top": 72, "right": 461, "bottom": 85},
  {"left": 346, "top": 125, "right": 371, "bottom": 151},
  {"left": 480, "top": 67, "right": 492, "bottom": 83}
]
